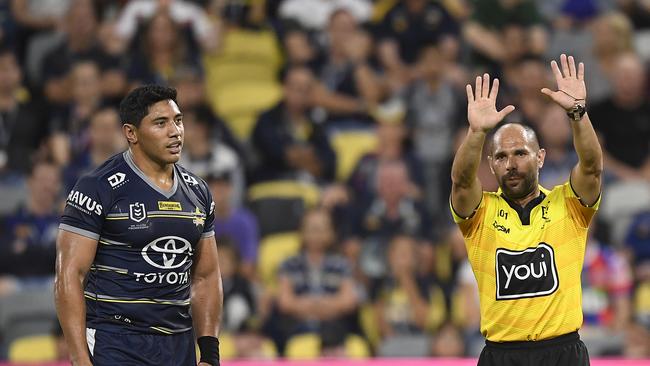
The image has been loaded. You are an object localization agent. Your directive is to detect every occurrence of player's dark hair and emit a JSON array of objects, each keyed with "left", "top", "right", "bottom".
[
  {"left": 487, "top": 122, "right": 540, "bottom": 156},
  {"left": 118, "top": 85, "right": 178, "bottom": 127}
]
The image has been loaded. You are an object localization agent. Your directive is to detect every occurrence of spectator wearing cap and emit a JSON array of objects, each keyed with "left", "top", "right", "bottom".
[
  {"left": 252, "top": 65, "right": 336, "bottom": 183},
  {"left": 207, "top": 170, "right": 260, "bottom": 281}
]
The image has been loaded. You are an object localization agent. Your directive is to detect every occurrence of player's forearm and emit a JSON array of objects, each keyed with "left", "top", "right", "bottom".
[
  {"left": 463, "top": 23, "right": 506, "bottom": 62},
  {"left": 191, "top": 271, "right": 223, "bottom": 337},
  {"left": 54, "top": 271, "right": 91, "bottom": 365},
  {"left": 451, "top": 129, "right": 487, "bottom": 188},
  {"left": 570, "top": 113, "right": 603, "bottom": 177}
]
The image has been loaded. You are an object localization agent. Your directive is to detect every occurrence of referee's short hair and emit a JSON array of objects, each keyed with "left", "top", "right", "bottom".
[
  {"left": 487, "top": 122, "right": 540, "bottom": 156},
  {"left": 118, "top": 85, "right": 178, "bottom": 127}
]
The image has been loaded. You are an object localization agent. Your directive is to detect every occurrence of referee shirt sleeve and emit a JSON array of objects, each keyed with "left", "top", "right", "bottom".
[{"left": 450, "top": 192, "right": 487, "bottom": 238}]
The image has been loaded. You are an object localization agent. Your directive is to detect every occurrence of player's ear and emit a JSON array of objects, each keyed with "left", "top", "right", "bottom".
[
  {"left": 123, "top": 123, "right": 138, "bottom": 145},
  {"left": 537, "top": 148, "right": 546, "bottom": 169}
]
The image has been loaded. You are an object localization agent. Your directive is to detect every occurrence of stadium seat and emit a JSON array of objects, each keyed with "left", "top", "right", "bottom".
[
  {"left": 218, "top": 333, "right": 237, "bottom": 360},
  {"left": 247, "top": 180, "right": 320, "bottom": 237},
  {"left": 257, "top": 231, "right": 301, "bottom": 289},
  {"left": 329, "top": 129, "right": 378, "bottom": 182},
  {"left": 0, "top": 289, "right": 57, "bottom": 353},
  {"left": 285, "top": 333, "right": 370, "bottom": 359},
  {"left": 8, "top": 334, "right": 57, "bottom": 362},
  {"left": 285, "top": 333, "right": 321, "bottom": 359},
  {"left": 344, "top": 334, "right": 371, "bottom": 359},
  {"left": 359, "top": 304, "right": 380, "bottom": 348},
  {"left": 203, "top": 28, "right": 283, "bottom": 140}
]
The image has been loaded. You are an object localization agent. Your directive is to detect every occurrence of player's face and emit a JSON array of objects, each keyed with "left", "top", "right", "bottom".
[
  {"left": 489, "top": 127, "right": 545, "bottom": 200},
  {"left": 137, "top": 99, "right": 184, "bottom": 165}
]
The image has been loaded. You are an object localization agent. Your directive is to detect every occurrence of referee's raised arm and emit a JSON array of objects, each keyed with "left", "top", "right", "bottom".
[
  {"left": 541, "top": 54, "right": 603, "bottom": 206},
  {"left": 451, "top": 74, "right": 515, "bottom": 218}
]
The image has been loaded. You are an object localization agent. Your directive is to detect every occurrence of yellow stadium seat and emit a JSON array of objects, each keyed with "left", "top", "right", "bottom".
[
  {"left": 285, "top": 333, "right": 321, "bottom": 359},
  {"left": 203, "top": 28, "right": 283, "bottom": 140},
  {"left": 635, "top": 282, "right": 650, "bottom": 315},
  {"left": 359, "top": 304, "right": 380, "bottom": 348},
  {"left": 248, "top": 180, "right": 321, "bottom": 237},
  {"left": 9, "top": 334, "right": 57, "bottom": 363},
  {"left": 257, "top": 232, "right": 301, "bottom": 289},
  {"left": 329, "top": 130, "right": 378, "bottom": 181},
  {"left": 218, "top": 333, "right": 237, "bottom": 360},
  {"left": 344, "top": 334, "right": 371, "bottom": 358},
  {"left": 261, "top": 338, "right": 279, "bottom": 358}
]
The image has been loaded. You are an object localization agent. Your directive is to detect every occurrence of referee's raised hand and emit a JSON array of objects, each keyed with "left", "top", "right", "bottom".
[
  {"left": 541, "top": 54, "right": 587, "bottom": 110},
  {"left": 466, "top": 73, "right": 515, "bottom": 134}
]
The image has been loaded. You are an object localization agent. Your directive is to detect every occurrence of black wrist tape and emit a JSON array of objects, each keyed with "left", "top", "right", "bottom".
[{"left": 197, "top": 336, "right": 220, "bottom": 366}]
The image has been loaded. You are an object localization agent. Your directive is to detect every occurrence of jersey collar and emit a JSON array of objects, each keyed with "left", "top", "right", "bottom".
[
  {"left": 498, "top": 185, "right": 549, "bottom": 226},
  {"left": 123, "top": 150, "right": 179, "bottom": 199}
]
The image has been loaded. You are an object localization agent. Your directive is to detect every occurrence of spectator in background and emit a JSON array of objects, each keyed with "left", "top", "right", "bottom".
[
  {"left": 219, "top": 241, "right": 271, "bottom": 358},
  {"left": 11, "top": 0, "right": 69, "bottom": 63},
  {"left": 405, "top": 44, "right": 463, "bottom": 219},
  {"left": 278, "top": 0, "right": 372, "bottom": 31},
  {"left": 0, "top": 160, "right": 61, "bottom": 296},
  {"left": 375, "top": 0, "right": 460, "bottom": 90},
  {"left": 40, "top": 0, "right": 124, "bottom": 105},
  {"left": 113, "top": 0, "right": 216, "bottom": 52},
  {"left": 463, "top": 0, "right": 547, "bottom": 73},
  {"left": 311, "top": 8, "right": 382, "bottom": 125},
  {"left": 277, "top": 208, "right": 359, "bottom": 356},
  {"left": 126, "top": 10, "right": 201, "bottom": 86},
  {"left": 590, "top": 53, "right": 650, "bottom": 182},
  {"left": 502, "top": 56, "right": 552, "bottom": 127},
  {"left": 62, "top": 107, "right": 124, "bottom": 191},
  {"left": 179, "top": 106, "right": 245, "bottom": 204},
  {"left": 345, "top": 160, "right": 433, "bottom": 282},
  {"left": 348, "top": 102, "right": 424, "bottom": 202},
  {"left": 282, "top": 27, "right": 318, "bottom": 69},
  {"left": 208, "top": 171, "right": 259, "bottom": 281},
  {"left": 0, "top": 46, "right": 46, "bottom": 174},
  {"left": 371, "top": 235, "right": 446, "bottom": 357},
  {"left": 49, "top": 60, "right": 105, "bottom": 166},
  {"left": 252, "top": 65, "right": 336, "bottom": 183},
  {"left": 580, "top": 225, "right": 633, "bottom": 355},
  {"left": 538, "top": 104, "right": 578, "bottom": 188}
]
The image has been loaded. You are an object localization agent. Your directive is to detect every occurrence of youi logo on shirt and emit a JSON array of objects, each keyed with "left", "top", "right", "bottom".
[{"left": 495, "top": 243, "right": 559, "bottom": 300}]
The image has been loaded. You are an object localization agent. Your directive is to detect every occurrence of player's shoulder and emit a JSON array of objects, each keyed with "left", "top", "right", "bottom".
[
  {"left": 175, "top": 164, "right": 208, "bottom": 190},
  {"left": 73, "top": 152, "right": 129, "bottom": 190}
]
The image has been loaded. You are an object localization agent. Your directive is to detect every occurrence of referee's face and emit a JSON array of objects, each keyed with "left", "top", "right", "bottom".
[
  {"left": 134, "top": 99, "right": 184, "bottom": 166},
  {"left": 489, "top": 126, "right": 545, "bottom": 200}
]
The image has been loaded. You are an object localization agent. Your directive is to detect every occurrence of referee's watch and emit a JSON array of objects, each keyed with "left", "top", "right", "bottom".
[{"left": 566, "top": 102, "right": 586, "bottom": 121}]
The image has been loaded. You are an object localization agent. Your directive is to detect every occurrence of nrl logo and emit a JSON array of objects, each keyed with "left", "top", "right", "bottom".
[{"left": 129, "top": 202, "right": 147, "bottom": 222}]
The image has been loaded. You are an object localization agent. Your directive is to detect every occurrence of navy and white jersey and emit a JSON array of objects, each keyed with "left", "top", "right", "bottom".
[{"left": 59, "top": 151, "right": 215, "bottom": 335}]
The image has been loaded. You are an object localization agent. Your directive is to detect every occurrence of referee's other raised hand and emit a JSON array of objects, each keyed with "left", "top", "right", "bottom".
[{"left": 466, "top": 73, "right": 515, "bottom": 134}]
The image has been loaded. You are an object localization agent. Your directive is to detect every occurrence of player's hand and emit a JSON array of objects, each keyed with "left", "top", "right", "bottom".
[
  {"left": 541, "top": 54, "right": 587, "bottom": 110},
  {"left": 466, "top": 73, "right": 515, "bottom": 133}
]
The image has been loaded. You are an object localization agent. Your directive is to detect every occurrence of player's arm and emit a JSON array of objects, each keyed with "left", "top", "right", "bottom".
[
  {"left": 191, "top": 235, "right": 223, "bottom": 366},
  {"left": 542, "top": 54, "right": 603, "bottom": 205},
  {"left": 451, "top": 74, "right": 515, "bottom": 217},
  {"left": 54, "top": 230, "right": 98, "bottom": 366}
]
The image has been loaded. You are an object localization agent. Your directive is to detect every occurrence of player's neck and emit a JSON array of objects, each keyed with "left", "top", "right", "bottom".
[
  {"left": 508, "top": 186, "right": 541, "bottom": 208},
  {"left": 128, "top": 148, "right": 175, "bottom": 190}
]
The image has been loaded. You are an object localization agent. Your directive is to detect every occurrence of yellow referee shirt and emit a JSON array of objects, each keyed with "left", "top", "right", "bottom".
[{"left": 451, "top": 182, "right": 600, "bottom": 342}]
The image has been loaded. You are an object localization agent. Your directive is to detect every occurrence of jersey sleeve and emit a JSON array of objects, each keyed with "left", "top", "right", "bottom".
[
  {"left": 450, "top": 193, "right": 487, "bottom": 238},
  {"left": 201, "top": 180, "right": 215, "bottom": 238},
  {"left": 59, "top": 175, "right": 110, "bottom": 240},
  {"left": 563, "top": 181, "right": 600, "bottom": 229}
]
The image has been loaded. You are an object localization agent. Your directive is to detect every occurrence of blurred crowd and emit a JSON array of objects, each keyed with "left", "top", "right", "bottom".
[{"left": 0, "top": 0, "right": 650, "bottom": 361}]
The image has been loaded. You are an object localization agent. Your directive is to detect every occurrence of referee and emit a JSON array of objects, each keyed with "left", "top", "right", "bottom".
[{"left": 450, "top": 54, "right": 602, "bottom": 366}]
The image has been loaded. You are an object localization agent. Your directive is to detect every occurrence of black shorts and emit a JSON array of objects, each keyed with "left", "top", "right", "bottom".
[
  {"left": 478, "top": 331, "right": 590, "bottom": 366},
  {"left": 87, "top": 328, "right": 196, "bottom": 366}
]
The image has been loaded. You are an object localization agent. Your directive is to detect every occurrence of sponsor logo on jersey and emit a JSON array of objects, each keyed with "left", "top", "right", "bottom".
[
  {"left": 181, "top": 172, "right": 198, "bottom": 185},
  {"left": 192, "top": 206, "right": 205, "bottom": 227},
  {"left": 141, "top": 236, "right": 192, "bottom": 269},
  {"left": 107, "top": 172, "right": 127, "bottom": 188},
  {"left": 492, "top": 220, "right": 510, "bottom": 234},
  {"left": 67, "top": 190, "right": 103, "bottom": 215},
  {"left": 129, "top": 202, "right": 147, "bottom": 222},
  {"left": 495, "top": 243, "right": 558, "bottom": 300},
  {"left": 158, "top": 201, "right": 182, "bottom": 211}
]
